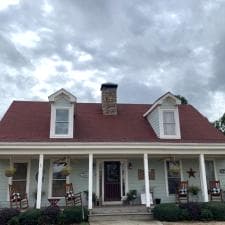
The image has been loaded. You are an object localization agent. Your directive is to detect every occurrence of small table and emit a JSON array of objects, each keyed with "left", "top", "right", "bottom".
[{"left": 48, "top": 197, "right": 60, "bottom": 207}]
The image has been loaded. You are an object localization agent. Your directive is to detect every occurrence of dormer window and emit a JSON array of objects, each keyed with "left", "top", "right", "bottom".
[
  {"left": 55, "top": 108, "right": 69, "bottom": 135},
  {"left": 49, "top": 89, "right": 76, "bottom": 139},
  {"left": 143, "top": 92, "right": 181, "bottom": 140}
]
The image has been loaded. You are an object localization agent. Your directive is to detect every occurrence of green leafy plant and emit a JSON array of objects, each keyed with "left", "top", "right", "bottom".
[
  {"left": 60, "top": 166, "right": 72, "bottom": 176},
  {"left": 188, "top": 186, "right": 200, "bottom": 195},
  {"left": 5, "top": 167, "right": 16, "bottom": 177},
  {"left": 126, "top": 190, "right": 137, "bottom": 202}
]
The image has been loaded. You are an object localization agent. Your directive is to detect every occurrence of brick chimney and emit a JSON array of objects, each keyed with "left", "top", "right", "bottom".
[{"left": 101, "top": 83, "right": 118, "bottom": 115}]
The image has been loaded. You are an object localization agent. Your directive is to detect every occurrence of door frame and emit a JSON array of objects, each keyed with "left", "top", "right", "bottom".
[{"left": 96, "top": 159, "right": 128, "bottom": 205}]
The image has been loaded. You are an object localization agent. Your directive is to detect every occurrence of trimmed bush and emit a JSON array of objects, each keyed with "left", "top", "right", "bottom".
[
  {"left": 0, "top": 208, "right": 20, "bottom": 225},
  {"left": 202, "top": 202, "right": 225, "bottom": 221},
  {"left": 60, "top": 206, "right": 88, "bottom": 224},
  {"left": 17, "top": 209, "right": 41, "bottom": 225},
  {"left": 180, "top": 202, "right": 201, "bottom": 220},
  {"left": 39, "top": 206, "right": 61, "bottom": 225},
  {"left": 152, "top": 203, "right": 181, "bottom": 221},
  {"left": 200, "top": 208, "right": 213, "bottom": 221},
  {"left": 7, "top": 216, "right": 19, "bottom": 225}
]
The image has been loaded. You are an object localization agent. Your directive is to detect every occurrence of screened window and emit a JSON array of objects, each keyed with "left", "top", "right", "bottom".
[
  {"left": 52, "top": 160, "right": 67, "bottom": 197},
  {"left": 163, "top": 111, "right": 176, "bottom": 135},
  {"left": 55, "top": 109, "right": 69, "bottom": 135},
  {"left": 12, "top": 162, "right": 28, "bottom": 198},
  {"left": 166, "top": 161, "right": 181, "bottom": 194}
]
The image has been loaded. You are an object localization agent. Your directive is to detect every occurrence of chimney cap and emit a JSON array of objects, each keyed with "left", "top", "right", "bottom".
[{"left": 101, "top": 83, "right": 118, "bottom": 90}]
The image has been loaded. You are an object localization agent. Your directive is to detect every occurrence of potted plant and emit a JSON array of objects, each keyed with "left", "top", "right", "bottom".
[
  {"left": 188, "top": 185, "right": 200, "bottom": 196},
  {"left": 5, "top": 167, "right": 16, "bottom": 177},
  {"left": 126, "top": 189, "right": 137, "bottom": 205},
  {"left": 60, "top": 166, "right": 71, "bottom": 176}
]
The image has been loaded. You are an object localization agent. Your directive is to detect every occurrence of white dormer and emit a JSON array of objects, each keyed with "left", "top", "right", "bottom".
[
  {"left": 143, "top": 92, "right": 181, "bottom": 139},
  {"left": 49, "top": 89, "right": 76, "bottom": 138}
]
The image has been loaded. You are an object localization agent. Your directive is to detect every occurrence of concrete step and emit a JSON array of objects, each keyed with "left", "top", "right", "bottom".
[
  {"left": 89, "top": 206, "right": 153, "bottom": 222},
  {"left": 89, "top": 213, "right": 153, "bottom": 222}
]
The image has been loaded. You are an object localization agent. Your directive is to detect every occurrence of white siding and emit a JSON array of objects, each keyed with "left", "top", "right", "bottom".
[{"left": 147, "top": 108, "right": 160, "bottom": 137}]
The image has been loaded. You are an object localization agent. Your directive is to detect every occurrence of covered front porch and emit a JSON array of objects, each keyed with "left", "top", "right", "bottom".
[{"left": 0, "top": 142, "right": 225, "bottom": 210}]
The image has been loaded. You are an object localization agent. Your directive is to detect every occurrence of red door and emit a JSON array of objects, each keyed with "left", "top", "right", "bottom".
[{"left": 104, "top": 161, "right": 121, "bottom": 201}]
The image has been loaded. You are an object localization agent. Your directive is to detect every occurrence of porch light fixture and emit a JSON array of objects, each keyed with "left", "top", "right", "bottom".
[{"left": 128, "top": 162, "right": 133, "bottom": 169}]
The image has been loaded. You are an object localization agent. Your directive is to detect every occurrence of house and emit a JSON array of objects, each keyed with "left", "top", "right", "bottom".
[{"left": 0, "top": 83, "right": 225, "bottom": 211}]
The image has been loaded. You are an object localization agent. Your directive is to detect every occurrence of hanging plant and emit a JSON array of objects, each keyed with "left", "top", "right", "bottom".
[
  {"left": 60, "top": 166, "right": 72, "bottom": 176},
  {"left": 5, "top": 167, "right": 16, "bottom": 177},
  {"left": 168, "top": 162, "right": 180, "bottom": 174}
]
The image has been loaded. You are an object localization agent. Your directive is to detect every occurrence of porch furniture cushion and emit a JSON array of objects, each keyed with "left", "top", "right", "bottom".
[
  {"left": 65, "top": 191, "right": 75, "bottom": 200},
  {"left": 11, "top": 192, "right": 21, "bottom": 202},
  {"left": 179, "top": 188, "right": 187, "bottom": 196},
  {"left": 209, "top": 180, "right": 223, "bottom": 201},
  {"left": 211, "top": 187, "right": 221, "bottom": 194}
]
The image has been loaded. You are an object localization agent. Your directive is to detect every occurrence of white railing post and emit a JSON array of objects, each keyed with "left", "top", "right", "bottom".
[
  {"left": 199, "top": 154, "right": 208, "bottom": 202},
  {"left": 144, "top": 153, "right": 151, "bottom": 208},
  {"left": 36, "top": 154, "right": 44, "bottom": 209},
  {"left": 88, "top": 153, "right": 93, "bottom": 210}
]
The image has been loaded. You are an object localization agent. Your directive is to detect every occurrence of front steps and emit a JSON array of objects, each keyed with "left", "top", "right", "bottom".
[{"left": 89, "top": 205, "right": 153, "bottom": 222}]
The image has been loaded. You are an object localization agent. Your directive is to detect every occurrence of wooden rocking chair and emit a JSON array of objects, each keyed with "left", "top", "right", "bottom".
[
  {"left": 209, "top": 180, "right": 223, "bottom": 201},
  {"left": 176, "top": 181, "right": 189, "bottom": 203},
  {"left": 9, "top": 184, "right": 29, "bottom": 209}
]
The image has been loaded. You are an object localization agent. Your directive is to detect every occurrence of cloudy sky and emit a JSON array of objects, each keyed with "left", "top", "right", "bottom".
[{"left": 0, "top": 0, "right": 225, "bottom": 121}]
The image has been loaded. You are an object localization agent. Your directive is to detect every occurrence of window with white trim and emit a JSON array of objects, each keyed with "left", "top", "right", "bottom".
[
  {"left": 55, "top": 109, "right": 69, "bottom": 135},
  {"left": 163, "top": 111, "right": 176, "bottom": 135},
  {"left": 166, "top": 161, "right": 181, "bottom": 194},
  {"left": 51, "top": 159, "right": 68, "bottom": 197}
]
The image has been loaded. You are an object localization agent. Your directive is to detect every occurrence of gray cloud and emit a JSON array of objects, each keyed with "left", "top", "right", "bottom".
[{"left": 0, "top": 0, "right": 225, "bottom": 121}]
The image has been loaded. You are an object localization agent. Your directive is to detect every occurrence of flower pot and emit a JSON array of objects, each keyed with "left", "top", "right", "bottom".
[
  {"left": 155, "top": 198, "right": 161, "bottom": 204},
  {"left": 5, "top": 168, "right": 16, "bottom": 177}
]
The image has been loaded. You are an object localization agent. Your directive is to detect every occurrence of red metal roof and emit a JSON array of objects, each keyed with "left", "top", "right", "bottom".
[{"left": 0, "top": 101, "right": 224, "bottom": 143}]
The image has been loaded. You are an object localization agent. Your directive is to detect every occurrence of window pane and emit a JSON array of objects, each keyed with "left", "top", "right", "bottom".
[
  {"left": 56, "top": 109, "right": 69, "bottom": 122},
  {"left": 163, "top": 112, "right": 175, "bottom": 123},
  {"left": 164, "top": 124, "right": 176, "bottom": 135},
  {"left": 12, "top": 181, "right": 26, "bottom": 198},
  {"left": 52, "top": 180, "right": 66, "bottom": 197},
  {"left": 53, "top": 163, "right": 67, "bottom": 179},
  {"left": 55, "top": 122, "right": 69, "bottom": 134},
  {"left": 13, "top": 163, "right": 27, "bottom": 180}
]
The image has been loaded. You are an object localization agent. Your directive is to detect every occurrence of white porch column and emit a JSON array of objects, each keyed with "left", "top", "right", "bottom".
[
  {"left": 199, "top": 154, "right": 208, "bottom": 202},
  {"left": 144, "top": 153, "right": 151, "bottom": 208},
  {"left": 36, "top": 154, "right": 44, "bottom": 209},
  {"left": 88, "top": 153, "right": 93, "bottom": 210}
]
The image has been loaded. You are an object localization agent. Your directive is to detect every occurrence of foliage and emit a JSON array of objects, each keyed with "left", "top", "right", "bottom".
[
  {"left": 4, "top": 167, "right": 16, "bottom": 177},
  {"left": 152, "top": 203, "right": 181, "bottom": 221},
  {"left": 17, "top": 209, "right": 41, "bottom": 225},
  {"left": 153, "top": 202, "right": 225, "bottom": 221},
  {"left": 39, "top": 206, "right": 61, "bottom": 225},
  {"left": 0, "top": 208, "right": 19, "bottom": 225},
  {"left": 213, "top": 113, "right": 225, "bottom": 135},
  {"left": 202, "top": 202, "right": 225, "bottom": 220},
  {"left": 60, "top": 166, "right": 72, "bottom": 176},
  {"left": 175, "top": 95, "right": 188, "bottom": 104},
  {"left": 59, "top": 206, "right": 88, "bottom": 224},
  {"left": 200, "top": 208, "right": 213, "bottom": 221},
  {"left": 188, "top": 186, "right": 200, "bottom": 195},
  {"left": 180, "top": 202, "right": 201, "bottom": 220},
  {"left": 126, "top": 190, "right": 137, "bottom": 202}
]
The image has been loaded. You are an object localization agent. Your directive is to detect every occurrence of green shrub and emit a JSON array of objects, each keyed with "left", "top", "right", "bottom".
[
  {"left": 18, "top": 209, "right": 41, "bottom": 225},
  {"left": 153, "top": 203, "right": 181, "bottom": 221},
  {"left": 7, "top": 216, "right": 19, "bottom": 225},
  {"left": 202, "top": 202, "right": 225, "bottom": 221},
  {"left": 179, "top": 208, "right": 190, "bottom": 220},
  {"left": 200, "top": 208, "right": 213, "bottom": 221},
  {"left": 0, "top": 208, "right": 20, "bottom": 225},
  {"left": 39, "top": 206, "right": 61, "bottom": 225},
  {"left": 60, "top": 206, "right": 88, "bottom": 224}
]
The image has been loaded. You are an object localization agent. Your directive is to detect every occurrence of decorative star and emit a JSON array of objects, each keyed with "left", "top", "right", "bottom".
[{"left": 187, "top": 168, "right": 196, "bottom": 178}]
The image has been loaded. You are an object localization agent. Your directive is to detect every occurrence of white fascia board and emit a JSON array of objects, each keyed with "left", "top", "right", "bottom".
[
  {"left": 0, "top": 142, "right": 225, "bottom": 154},
  {"left": 48, "top": 88, "right": 77, "bottom": 103}
]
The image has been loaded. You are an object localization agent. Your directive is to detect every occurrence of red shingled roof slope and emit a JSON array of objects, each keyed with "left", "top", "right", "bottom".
[{"left": 0, "top": 101, "right": 224, "bottom": 143}]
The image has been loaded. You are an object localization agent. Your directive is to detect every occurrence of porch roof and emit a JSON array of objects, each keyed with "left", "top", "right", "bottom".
[{"left": 0, "top": 101, "right": 224, "bottom": 143}]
